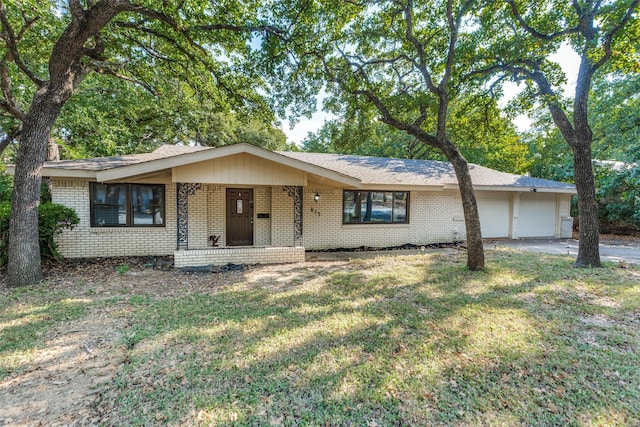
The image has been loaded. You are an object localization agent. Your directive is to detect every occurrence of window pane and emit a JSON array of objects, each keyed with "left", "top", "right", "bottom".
[
  {"left": 92, "top": 183, "right": 126, "bottom": 225},
  {"left": 393, "top": 192, "right": 408, "bottom": 222},
  {"left": 343, "top": 190, "right": 408, "bottom": 224},
  {"left": 343, "top": 191, "right": 358, "bottom": 223},
  {"left": 368, "top": 192, "right": 393, "bottom": 222},
  {"left": 132, "top": 185, "right": 164, "bottom": 225}
]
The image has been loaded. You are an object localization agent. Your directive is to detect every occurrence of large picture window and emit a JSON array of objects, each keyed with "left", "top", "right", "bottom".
[
  {"left": 90, "top": 183, "right": 165, "bottom": 227},
  {"left": 343, "top": 190, "right": 409, "bottom": 224}
]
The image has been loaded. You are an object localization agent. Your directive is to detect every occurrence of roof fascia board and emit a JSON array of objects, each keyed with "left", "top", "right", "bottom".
[
  {"left": 44, "top": 169, "right": 97, "bottom": 179},
  {"left": 442, "top": 184, "right": 576, "bottom": 194},
  {"left": 5, "top": 165, "right": 96, "bottom": 179},
  {"left": 475, "top": 185, "right": 576, "bottom": 194},
  {"left": 96, "top": 143, "right": 361, "bottom": 187}
]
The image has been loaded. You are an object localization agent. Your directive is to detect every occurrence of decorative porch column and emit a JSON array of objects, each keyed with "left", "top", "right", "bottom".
[
  {"left": 283, "top": 186, "right": 303, "bottom": 246},
  {"left": 176, "top": 183, "right": 202, "bottom": 250}
]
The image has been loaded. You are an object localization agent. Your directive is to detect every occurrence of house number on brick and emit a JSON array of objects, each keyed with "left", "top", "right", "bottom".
[{"left": 310, "top": 207, "right": 321, "bottom": 216}]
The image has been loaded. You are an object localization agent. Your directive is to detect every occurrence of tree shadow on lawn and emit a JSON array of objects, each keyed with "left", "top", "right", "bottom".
[
  {"left": 0, "top": 295, "right": 89, "bottom": 378},
  {"left": 98, "top": 252, "right": 640, "bottom": 426}
]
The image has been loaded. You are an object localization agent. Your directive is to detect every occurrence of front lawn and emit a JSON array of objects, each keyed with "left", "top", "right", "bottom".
[{"left": 1, "top": 251, "right": 639, "bottom": 425}]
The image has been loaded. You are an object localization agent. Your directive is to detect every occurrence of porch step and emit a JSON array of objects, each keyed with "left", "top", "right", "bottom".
[{"left": 174, "top": 246, "right": 305, "bottom": 268}]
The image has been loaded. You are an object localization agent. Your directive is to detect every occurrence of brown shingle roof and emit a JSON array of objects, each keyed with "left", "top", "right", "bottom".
[
  {"left": 42, "top": 144, "right": 212, "bottom": 171},
  {"left": 40, "top": 144, "right": 575, "bottom": 191},
  {"left": 278, "top": 152, "right": 575, "bottom": 190}
]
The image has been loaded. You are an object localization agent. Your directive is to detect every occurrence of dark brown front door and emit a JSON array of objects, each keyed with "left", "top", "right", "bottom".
[{"left": 226, "top": 188, "right": 253, "bottom": 246}]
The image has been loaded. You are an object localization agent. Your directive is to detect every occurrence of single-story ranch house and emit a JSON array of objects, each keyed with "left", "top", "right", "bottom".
[{"left": 7, "top": 143, "right": 576, "bottom": 267}]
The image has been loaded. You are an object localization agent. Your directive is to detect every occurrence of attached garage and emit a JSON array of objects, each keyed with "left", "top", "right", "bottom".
[
  {"left": 518, "top": 193, "right": 558, "bottom": 237},
  {"left": 476, "top": 192, "right": 510, "bottom": 238}
]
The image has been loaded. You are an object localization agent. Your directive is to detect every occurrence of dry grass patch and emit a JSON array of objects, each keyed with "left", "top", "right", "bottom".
[{"left": 0, "top": 252, "right": 639, "bottom": 425}]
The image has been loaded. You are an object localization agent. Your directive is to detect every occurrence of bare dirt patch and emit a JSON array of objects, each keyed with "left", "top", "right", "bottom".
[{"left": 0, "top": 303, "right": 126, "bottom": 425}]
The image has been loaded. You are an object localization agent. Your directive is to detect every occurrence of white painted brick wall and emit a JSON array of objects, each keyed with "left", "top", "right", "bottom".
[
  {"left": 188, "top": 186, "right": 208, "bottom": 249},
  {"left": 303, "top": 188, "right": 460, "bottom": 250},
  {"left": 51, "top": 179, "right": 177, "bottom": 258},
  {"left": 254, "top": 186, "right": 272, "bottom": 246},
  {"left": 51, "top": 180, "right": 571, "bottom": 260},
  {"left": 207, "top": 185, "right": 225, "bottom": 246},
  {"left": 271, "top": 188, "right": 294, "bottom": 246}
]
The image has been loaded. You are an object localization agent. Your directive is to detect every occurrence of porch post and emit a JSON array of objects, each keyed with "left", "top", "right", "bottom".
[
  {"left": 283, "top": 186, "right": 303, "bottom": 246},
  {"left": 176, "top": 183, "right": 202, "bottom": 250}
]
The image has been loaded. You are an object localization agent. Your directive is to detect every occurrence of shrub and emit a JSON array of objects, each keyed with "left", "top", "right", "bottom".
[
  {"left": 0, "top": 169, "right": 12, "bottom": 203},
  {"left": 0, "top": 202, "right": 80, "bottom": 265},
  {"left": 594, "top": 163, "right": 640, "bottom": 233}
]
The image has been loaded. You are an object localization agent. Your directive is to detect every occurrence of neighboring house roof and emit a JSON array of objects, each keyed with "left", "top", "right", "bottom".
[
  {"left": 6, "top": 143, "right": 576, "bottom": 193},
  {"left": 593, "top": 159, "right": 638, "bottom": 172}
]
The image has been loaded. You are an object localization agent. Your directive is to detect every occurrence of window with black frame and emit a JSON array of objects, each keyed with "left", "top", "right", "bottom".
[
  {"left": 90, "top": 183, "right": 165, "bottom": 227},
  {"left": 343, "top": 190, "right": 409, "bottom": 224}
]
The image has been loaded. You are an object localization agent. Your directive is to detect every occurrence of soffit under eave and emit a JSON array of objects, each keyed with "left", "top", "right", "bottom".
[
  {"left": 100, "top": 170, "right": 173, "bottom": 184},
  {"left": 306, "top": 173, "right": 362, "bottom": 188}
]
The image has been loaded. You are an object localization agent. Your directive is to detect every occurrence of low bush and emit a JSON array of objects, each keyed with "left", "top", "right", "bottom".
[{"left": 0, "top": 202, "right": 79, "bottom": 265}]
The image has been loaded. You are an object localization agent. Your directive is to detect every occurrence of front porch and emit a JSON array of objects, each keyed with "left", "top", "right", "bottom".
[
  {"left": 174, "top": 182, "right": 306, "bottom": 267},
  {"left": 174, "top": 246, "right": 306, "bottom": 268}
]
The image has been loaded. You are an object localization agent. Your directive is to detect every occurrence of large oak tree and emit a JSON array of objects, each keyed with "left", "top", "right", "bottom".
[
  {"left": 0, "top": 0, "right": 278, "bottom": 286},
  {"left": 478, "top": 0, "right": 639, "bottom": 267},
  {"left": 264, "top": 0, "right": 488, "bottom": 270}
]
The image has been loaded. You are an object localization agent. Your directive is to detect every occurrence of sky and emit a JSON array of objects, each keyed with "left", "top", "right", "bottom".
[{"left": 280, "top": 44, "right": 582, "bottom": 145}]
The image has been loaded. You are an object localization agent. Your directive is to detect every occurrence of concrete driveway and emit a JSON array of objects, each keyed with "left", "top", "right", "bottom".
[{"left": 492, "top": 238, "right": 640, "bottom": 265}]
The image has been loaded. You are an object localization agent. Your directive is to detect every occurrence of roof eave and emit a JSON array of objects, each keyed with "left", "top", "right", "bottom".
[{"left": 4, "top": 165, "right": 96, "bottom": 179}]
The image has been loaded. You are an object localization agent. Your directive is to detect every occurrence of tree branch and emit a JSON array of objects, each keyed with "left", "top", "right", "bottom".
[
  {"left": 591, "top": 0, "right": 639, "bottom": 73},
  {"left": 0, "top": 0, "right": 45, "bottom": 86},
  {"left": 90, "top": 61, "right": 158, "bottom": 95},
  {"left": 0, "top": 126, "right": 19, "bottom": 156},
  {"left": 402, "top": 0, "right": 439, "bottom": 95},
  {"left": 68, "top": 0, "right": 86, "bottom": 21},
  {"left": 111, "top": 20, "right": 248, "bottom": 102},
  {"left": 0, "top": 55, "right": 25, "bottom": 121},
  {"left": 506, "top": 0, "right": 580, "bottom": 40},
  {"left": 320, "top": 51, "right": 440, "bottom": 148}
]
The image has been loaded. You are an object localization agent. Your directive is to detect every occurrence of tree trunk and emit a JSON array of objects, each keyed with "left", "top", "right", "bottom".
[
  {"left": 443, "top": 142, "right": 485, "bottom": 270},
  {"left": 7, "top": 88, "right": 64, "bottom": 287},
  {"left": 572, "top": 141, "right": 601, "bottom": 267}
]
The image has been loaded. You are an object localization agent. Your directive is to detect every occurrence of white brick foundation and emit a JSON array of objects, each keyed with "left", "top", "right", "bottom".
[{"left": 174, "top": 246, "right": 305, "bottom": 267}]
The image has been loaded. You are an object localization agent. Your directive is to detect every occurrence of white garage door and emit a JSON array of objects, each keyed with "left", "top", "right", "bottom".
[
  {"left": 477, "top": 193, "right": 510, "bottom": 238},
  {"left": 519, "top": 193, "right": 557, "bottom": 237}
]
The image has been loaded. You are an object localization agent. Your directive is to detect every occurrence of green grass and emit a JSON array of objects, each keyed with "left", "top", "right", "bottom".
[
  {"left": 0, "top": 286, "right": 89, "bottom": 378},
  {"left": 2, "top": 251, "right": 640, "bottom": 425}
]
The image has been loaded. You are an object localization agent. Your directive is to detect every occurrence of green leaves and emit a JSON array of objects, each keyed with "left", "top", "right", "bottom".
[
  {"left": 0, "top": 201, "right": 79, "bottom": 265},
  {"left": 1, "top": 0, "right": 283, "bottom": 159}
]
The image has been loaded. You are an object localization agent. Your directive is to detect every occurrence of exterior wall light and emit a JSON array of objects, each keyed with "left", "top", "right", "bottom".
[{"left": 314, "top": 192, "right": 320, "bottom": 203}]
